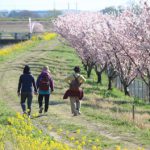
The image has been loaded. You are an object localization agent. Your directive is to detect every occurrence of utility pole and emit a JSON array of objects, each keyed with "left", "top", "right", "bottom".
[
  {"left": 68, "top": 1, "right": 70, "bottom": 11},
  {"left": 29, "top": 17, "right": 32, "bottom": 33},
  {"left": 53, "top": 0, "right": 56, "bottom": 18},
  {"left": 28, "top": 17, "right": 32, "bottom": 39},
  {"left": 75, "top": 0, "right": 78, "bottom": 12}
]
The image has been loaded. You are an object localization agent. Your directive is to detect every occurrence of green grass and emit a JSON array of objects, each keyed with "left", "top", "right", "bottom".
[
  {"left": 0, "top": 100, "right": 15, "bottom": 125},
  {"left": 0, "top": 38, "right": 150, "bottom": 149},
  {"left": 43, "top": 42, "right": 150, "bottom": 147}
]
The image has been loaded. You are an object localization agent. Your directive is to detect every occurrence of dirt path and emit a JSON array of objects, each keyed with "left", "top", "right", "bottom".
[{"left": 0, "top": 40, "right": 149, "bottom": 150}]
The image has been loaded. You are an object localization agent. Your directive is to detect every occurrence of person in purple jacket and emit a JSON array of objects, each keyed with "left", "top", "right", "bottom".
[
  {"left": 36, "top": 66, "right": 54, "bottom": 115},
  {"left": 17, "top": 65, "right": 37, "bottom": 117}
]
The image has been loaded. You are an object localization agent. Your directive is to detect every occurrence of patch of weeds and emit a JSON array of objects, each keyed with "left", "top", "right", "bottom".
[
  {"left": 83, "top": 107, "right": 133, "bottom": 128},
  {"left": 60, "top": 123, "right": 85, "bottom": 132},
  {"left": 0, "top": 100, "right": 15, "bottom": 125},
  {"left": 100, "top": 89, "right": 118, "bottom": 98}
]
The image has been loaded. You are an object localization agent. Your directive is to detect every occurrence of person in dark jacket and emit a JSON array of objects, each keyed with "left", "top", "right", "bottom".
[
  {"left": 36, "top": 66, "right": 54, "bottom": 115},
  {"left": 17, "top": 65, "right": 37, "bottom": 117}
]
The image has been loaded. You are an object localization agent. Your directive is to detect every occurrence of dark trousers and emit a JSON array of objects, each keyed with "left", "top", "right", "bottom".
[
  {"left": 21, "top": 92, "right": 33, "bottom": 114},
  {"left": 38, "top": 94, "right": 50, "bottom": 112}
]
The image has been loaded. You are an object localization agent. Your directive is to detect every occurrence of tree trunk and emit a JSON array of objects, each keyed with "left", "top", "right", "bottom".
[
  {"left": 95, "top": 63, "right": 107, "bottom": 84},
  {"left": 108, "top": 77, "right": 112, "bottom": 90},
  {"left": 148, "top": 80, "right": 150, "bottom": 103},
  {"left": 83, "top": 63, "right": 87, "bottom": 71},
  {"left": 123, "top": 84, "right": 130, "bottom": 96},
  {"left": 82, "top": 61, "right": 87, "bottom": 71},
  {"left": 96, "top": 71, "right": 102, "bottom": 84},
  {"left": 148, "top": 87, "right": 150, "bottom": 103},
  {"left": 87, "top": 66, "right": 93, "bottom": 78}
]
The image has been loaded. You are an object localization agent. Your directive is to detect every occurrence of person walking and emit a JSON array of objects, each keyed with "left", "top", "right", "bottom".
[
  {"left": 63, "top": 66, "right": 86, "bottom": 116},
  {"left": 36, "top": 66, "right": 54, "bottom": 115},
  {"left": 17, "top": 65, "right": 37, "bottom": 117}
]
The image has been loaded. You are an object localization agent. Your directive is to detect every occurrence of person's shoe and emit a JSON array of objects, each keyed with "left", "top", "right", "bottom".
[
  {"left": 22, "top": 111, "right": 27, "bottom": 114},
  {"left": 78, "top": 111, "right": 81, "bottom": 115},
  {"left": 22, "top": 112, "right": 28, "bottom": 118},
  {"left": 39, "top": 107, "right": 43, "bottom": 114},
  {"left": 22, "top": 111, "right": 27, "bottom": 116},
  {"left": 44, "top": 111, "right": 48, "bottom": 116},
  {"left": 73, "top": 113, "right": 78, "bottom": 116}
]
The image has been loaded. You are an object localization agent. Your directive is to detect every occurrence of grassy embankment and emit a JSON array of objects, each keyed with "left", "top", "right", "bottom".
[
  {"left": 0, "top": 36, "right": 149, "bottom": 150},
  {"left": 0, "top": 34, "right": 76, "bottom": 150},
  {"left": 41, "top": 42, "right": 150, "bottom": 149}
]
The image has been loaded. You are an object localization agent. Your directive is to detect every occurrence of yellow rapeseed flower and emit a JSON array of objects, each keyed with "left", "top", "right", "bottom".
[
  {"left": 76, "top": 129, "right": 80, "bottom": 134},
  {"left": 81, "top": 136, "right": 86, "bottom": 141},
  {"left": 74, "top": 140, "right": 79, "bottom": 145},
  {"left": 92, "top": 145, "right": 97, "bottom": 150},
  {"left": 70, "top": 136, "right": 75, "bottom": 141},
  {"left": 116, "top": 145, "right": 121, "bottom": 150}
]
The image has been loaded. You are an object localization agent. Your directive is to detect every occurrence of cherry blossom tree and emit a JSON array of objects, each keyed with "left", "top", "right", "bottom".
[
  {"left": 54, "top": 13, "right": 108, "bottom": 80},
  {"left": 104, "top": 14, "right": 139, "bottom": 95},
  {"left": 116, "top": 2, "right": 150, "bottom": 100},
  {"left": 53, "top": 6, "right": 150, "bottom": 97}
]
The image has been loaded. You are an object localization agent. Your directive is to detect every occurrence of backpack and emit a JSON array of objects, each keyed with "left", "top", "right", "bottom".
[
  {"left": 69, "top": 75, "right": 81, "bottom": 90},
  {"left": 39, "top": 74, "right": 50, "bottom": 91}
]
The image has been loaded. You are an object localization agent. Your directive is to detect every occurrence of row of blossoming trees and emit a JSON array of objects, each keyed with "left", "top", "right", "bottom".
[{"left": 53, "top": 2, "right": 150, "bottom": 102}]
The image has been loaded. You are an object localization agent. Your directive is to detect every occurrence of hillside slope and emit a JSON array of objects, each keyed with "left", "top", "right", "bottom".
[{"left": 0, "top": 38, "right": 149, "bottom": 150}]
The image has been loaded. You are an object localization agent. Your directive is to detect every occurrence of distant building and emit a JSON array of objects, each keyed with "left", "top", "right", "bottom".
[{"left": 0, "top": 10, "right": 9, "bottom": 17}]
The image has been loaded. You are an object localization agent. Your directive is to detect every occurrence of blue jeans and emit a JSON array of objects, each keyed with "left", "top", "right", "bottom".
[{"left": 21, "top": 92, "right": 33, "bottom": 114}]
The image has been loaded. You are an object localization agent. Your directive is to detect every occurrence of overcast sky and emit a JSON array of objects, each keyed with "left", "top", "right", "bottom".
[{"left": 0, "top": 0, "right": 142, "bottom": 11}]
